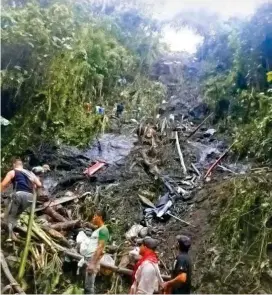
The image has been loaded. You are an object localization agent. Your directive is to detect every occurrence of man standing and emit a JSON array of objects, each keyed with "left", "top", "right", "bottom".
[
  {"left": 130, "top": 237, "right": 163, "bottom": 294},
  {"left": 84, "top": 209, "right": 110, "bottom": 294},
  {"left": 0, "top": 158, "right": 42, "bottom": 241},
  {"left": 116, "top": 102, "right": 124, "bottom": 118},
  {"left": 163, "top": 235, "right": 192, "bottom": 294}
]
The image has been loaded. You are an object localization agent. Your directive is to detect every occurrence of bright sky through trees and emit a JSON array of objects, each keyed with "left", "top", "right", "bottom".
[{"left": 154, "top": 0, "right": 268, "bottom": 52}]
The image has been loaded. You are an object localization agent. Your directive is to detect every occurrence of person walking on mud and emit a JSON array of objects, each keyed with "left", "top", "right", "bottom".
[
  {"left": 130, "top": 237, "right": 163, "bottom": 294},
  {"left": 0, "top": 158, "right": 42, "bottom": 241},
  {"left": 85, "top": 209, "right": 110, "bottom": 294},
  {"left": 163, "top": 235, "right": 192, "bottom": 294}
]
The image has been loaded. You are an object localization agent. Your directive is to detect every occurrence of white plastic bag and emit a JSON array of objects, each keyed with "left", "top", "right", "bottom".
[{"left": 125, "top": 224, "right": 144, "bottom": 240}]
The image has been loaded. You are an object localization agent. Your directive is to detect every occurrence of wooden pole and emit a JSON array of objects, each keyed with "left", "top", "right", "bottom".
[
  {"left": 18, "top": 190, "right": 37, "bottom": 282},
  {"left": 59, "top": 248, "right": 171, "bottom": 280},
  {"left": 1, "top": 251, "right": 26, "bottom": 294},
  {"left": 175, "top": 131, "right": 187, "bottom": 175},
  {"left": 204, "top": 142, "right": 235, "bottom": 179},
  {"left": 187, "top": 112, "right": 214, "bottom": 139}
]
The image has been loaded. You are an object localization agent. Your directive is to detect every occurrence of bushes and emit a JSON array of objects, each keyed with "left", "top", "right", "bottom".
[
  {"left": 198, "top": 3, "right": 272, "bottom": 162},
  {"left": 1, "top": 0, "right": 165, "bottom": 165},
  {"left": 215, "top": 174, "right": 272, "bottom": 292}
]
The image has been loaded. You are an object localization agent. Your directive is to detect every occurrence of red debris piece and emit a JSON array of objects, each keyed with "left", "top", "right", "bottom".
[{"left": 83, "top": 161, "right": 106, "bottom": 176}]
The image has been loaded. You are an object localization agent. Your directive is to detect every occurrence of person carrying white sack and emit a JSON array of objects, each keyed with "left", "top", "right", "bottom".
[{"left": 76, "top": 209, "right": 110, "bottom": 294}]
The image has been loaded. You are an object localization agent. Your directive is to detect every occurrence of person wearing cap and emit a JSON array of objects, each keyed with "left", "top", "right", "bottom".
[
  {"left": 130, "top": 237, "right": 163, "bottom": 294},
  {"left": 163, "top": 235, "right": 192, "bottom": 294}
]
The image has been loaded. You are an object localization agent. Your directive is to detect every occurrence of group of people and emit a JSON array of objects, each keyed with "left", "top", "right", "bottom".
[
  {"left": 130, "top": 235, "right": 192, "bottom": 294},
  {"left": 1, "top": 158, "right": 192, "bottom": 294},
  {"left": 79, "top": 209, "right": 192, "bottom": 294},
  {"left": 77, "top": 205, "right": 192, "bottom": 295},
  {"left": 83, "top": 102, "right": 124, "bottom": 118}
]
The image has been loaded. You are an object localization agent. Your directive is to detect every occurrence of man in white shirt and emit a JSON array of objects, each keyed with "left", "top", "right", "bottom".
[{"left": 130, "top": 237, "right": 163, "bottom": 294}]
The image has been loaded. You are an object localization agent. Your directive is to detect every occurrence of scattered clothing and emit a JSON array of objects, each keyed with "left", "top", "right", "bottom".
[{"left": 95, "top": 106, "right": 105, "bottom": 115}]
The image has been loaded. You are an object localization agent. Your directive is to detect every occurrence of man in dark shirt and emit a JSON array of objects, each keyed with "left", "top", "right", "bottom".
[
  {"left": 116, "top": 102, "right": 124, "bottom": 118},
  {"left": 163, "top": 235, "right": 192, "bottom": 294},
  {"left": 1, "top": 158, "right": 42, "bottom": 241}
]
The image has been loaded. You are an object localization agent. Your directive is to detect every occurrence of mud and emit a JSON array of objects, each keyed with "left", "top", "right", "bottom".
[{"left": 2, "top": 54, "right": 264, "bottom": 294}]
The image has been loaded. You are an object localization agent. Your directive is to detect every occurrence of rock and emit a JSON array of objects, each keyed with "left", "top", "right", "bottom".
[
  {"left": 139, "top": 227, "right": 149, "bottom": 238},
  {"left": 182, "top": 193, "right": 193, "bottom": 201},
  {"left": 189, "top": 103, "right": 210, "bottom": 119},
  {"left": 205, "top": 177, "right": 211, "bottom": 182}
]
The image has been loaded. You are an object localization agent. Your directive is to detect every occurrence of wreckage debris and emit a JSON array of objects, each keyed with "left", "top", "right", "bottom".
[{"left": 1, "top": 98, "right": 242, "bottom": 295}]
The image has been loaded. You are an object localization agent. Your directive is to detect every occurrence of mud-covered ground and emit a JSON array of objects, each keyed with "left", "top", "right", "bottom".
[
  {"left": 22, "top": 115, "right": 243, "bottom": 294},
  {"left": 3, "top": 56, "right": 269, "bottom": 294}
]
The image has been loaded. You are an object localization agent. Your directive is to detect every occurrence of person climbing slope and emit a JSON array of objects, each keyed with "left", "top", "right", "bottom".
[
  {"left": 116, "top": 102, "right": 124, "bottom": 118},
  {"left": 130, "top": 237, "right": 163, "bottom": 294},
  {"left": 163, "top": 235, "right": 192, "bottom": 294},
  {"left": 84, "top": 209, "right": 110, "bottom": 294},
  {"left": 0, "top": 158, "right": 42, "bottom": 241}
]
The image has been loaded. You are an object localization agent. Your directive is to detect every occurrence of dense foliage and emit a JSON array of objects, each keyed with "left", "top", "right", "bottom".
[
  {"left": 195, "top": 4, "right": 272, "bottom": 162},
  {"left": 1, "top": 0, "right": 166, "bottom": 164},
  {"left": 217, "top": 174, "right": 272, "bottom": 293}
]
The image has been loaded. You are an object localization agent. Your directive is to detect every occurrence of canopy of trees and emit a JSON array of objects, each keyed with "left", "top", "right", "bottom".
[
  {"left": 192, "top": 4, "right": 272, "bottom": 161},
  {"left": 1, "top": 0, "right": 166, "bottom": 163},
  {"left": 1, "top": 0, "right": 271, "bottom": 164}
]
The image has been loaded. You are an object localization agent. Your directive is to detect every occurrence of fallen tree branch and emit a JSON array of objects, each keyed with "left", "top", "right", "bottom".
[
  {"left": 58, "top": 248, "right": 171, "bottom": 280},
  {"left": 191, "top": 163, "right": 201, "bottom": 177},
  {"left": 49, "top": 220, "right": 80, "bottom": 231},
  {"left": 52, "top": 175, "right": 86, "bottom": 193},
  {"left": 187, "top": 112, "right": 214, "bottom": 139},
  {"left": 204, "top": 142, "right": 235, "bottom": 179},
  {"left": 18, "top": 190, "right": 37, "bottom": 282},
  {"left": 35, "top": 194, "right": 83, "bottom": 212},
  {"left": 1, "top": 250, "right": 26, "bottom": 294},
  {"left": 218, "top": 165, "right": 237, "bottom": 174},
  {"left": 175, "top": 131, "right": 187, "bottom": 175},
  {"left": 2, "top": 284, "right": 12, "bottom": 294},
  {"left": 167, "top": 212, "right": 191, "bottom": 226},
  {"left": 41, "top": 226, "right": 70, "bottom": 247},
  {"left": 44, "top": 206, "right": 68, "bottom": 222}
]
